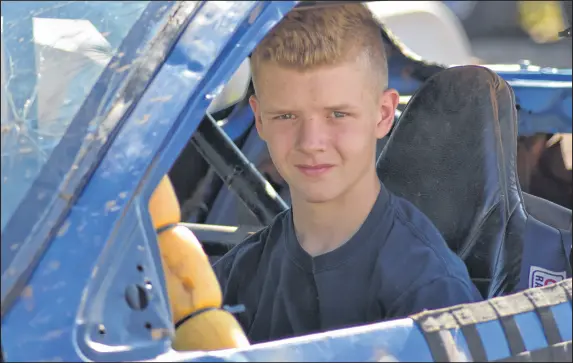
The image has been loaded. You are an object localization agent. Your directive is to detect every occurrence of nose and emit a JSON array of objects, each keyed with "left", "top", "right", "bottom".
[{"left": 296, "top": 117, "right": 328, "bottom": 154}]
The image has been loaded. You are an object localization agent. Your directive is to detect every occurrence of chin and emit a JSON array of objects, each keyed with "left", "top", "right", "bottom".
[
  {"left": 303, "top": 194, "right": 333, "bottom": 204},
  {"left": 294, "top": 184, "right": 345, "bottom": 204}
]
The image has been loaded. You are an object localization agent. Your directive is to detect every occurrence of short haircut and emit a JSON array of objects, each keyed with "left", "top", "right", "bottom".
[{"left": 250, "top": 3, "right": 388, "bottom": 93}]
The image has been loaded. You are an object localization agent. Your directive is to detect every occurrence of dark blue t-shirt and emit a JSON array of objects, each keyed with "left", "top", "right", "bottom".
[{"left": 213, "top": 183, "right": 482, "bottom": 343}]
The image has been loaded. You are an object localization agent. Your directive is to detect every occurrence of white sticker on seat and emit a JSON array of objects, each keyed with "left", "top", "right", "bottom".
[{"left": 529, "top": 266, "right": 567, "bottom": 289}]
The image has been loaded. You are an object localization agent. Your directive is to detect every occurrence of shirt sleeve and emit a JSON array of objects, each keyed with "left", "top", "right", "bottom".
[
  {"left": 211, "top": 251, "right": 235, "bottom": 295},
  {"left": 386, "top": 276, "right": 482, "bottom": 318},
  {"left": 210, "top": 227, "right": 273, "bottom": 334},
  {"left": 211, "top": 226, "right": 270, "bottom": 303}
]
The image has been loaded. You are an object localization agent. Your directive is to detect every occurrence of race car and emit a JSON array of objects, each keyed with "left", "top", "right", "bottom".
[{"left": 1, "top": 1, "right": 571, "bottom": 362}]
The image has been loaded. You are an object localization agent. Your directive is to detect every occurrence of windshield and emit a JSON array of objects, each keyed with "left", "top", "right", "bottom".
[{"left": 0, "top": 1, "right": 150, "bottom": 231}]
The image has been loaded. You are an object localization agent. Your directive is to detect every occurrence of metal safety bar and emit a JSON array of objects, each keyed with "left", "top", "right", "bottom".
[{"left": 190, "top": 113, "right": 288, "bottom": 226}]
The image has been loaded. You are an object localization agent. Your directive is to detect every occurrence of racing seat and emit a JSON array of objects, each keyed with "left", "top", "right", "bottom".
[{"left": 376, "top": 65, "right": 571, "bottom": 298}]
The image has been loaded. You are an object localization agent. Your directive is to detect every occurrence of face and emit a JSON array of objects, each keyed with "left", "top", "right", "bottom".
[{"left": 249, "top": 58, "right": 399, "bottom": 204}]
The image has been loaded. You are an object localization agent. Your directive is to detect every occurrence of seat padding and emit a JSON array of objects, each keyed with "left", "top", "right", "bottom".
[
  {"left": 523, "top": 192, "right": 572, "bottom": 231},
  {"left": 514, "top": 216, "right": 572, "bottom": 291},
  {"left": 377, "top": 65, "right": 526, "bottom": 297}
]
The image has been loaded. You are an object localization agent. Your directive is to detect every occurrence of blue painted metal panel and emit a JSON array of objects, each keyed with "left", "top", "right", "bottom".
[
  {"left": 221, "top": 102, "right": 256, "bottom": 142},
  {"left": 147, "top": 301, "right": 571, "bottom": 362},
  {"left": 0, "top": 0, "right": 175, "bottom": 317},
  {"left": 497, "top": 68, "right": 571, "bottom": 136},
  {"left": 72, "top": 197, "right": 175, "bottom": 362},
  {"left": 449, "top": 328, "right": 473, "bottom": 361},
  {"left": 552, "top": 301, "right": 573, "bottom": 340},
  {"left": 1, "top": 1, "right": 299, "bottom": 361},
  {"left": 389, "top": 66, "right": 572, "bottom": 135},
  {"left": 514, "top": 312, "right": 548, "bottom": 351},
  {"left": 157, "top": 318, "right": 436, "bottom": 362},
  {"left": 510, "top": 81, "right": 572, "bottom": 136},
  {"left": 476, "top": 320, "right": 512, "bottom": 361}
]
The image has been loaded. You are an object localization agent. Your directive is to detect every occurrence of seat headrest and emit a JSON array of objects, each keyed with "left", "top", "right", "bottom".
[{"left": 377, "top": 65, "right": 519, "bottom": 259}]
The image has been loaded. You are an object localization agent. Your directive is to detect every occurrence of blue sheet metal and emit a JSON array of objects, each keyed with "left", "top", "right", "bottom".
[
  {"left": 146, "top": 300, "right": 572, "bottom": 362},
  {"left": 493, "top": 67, "right": 571, "bottom": 135},
  {"left": 221, "top": 102, "right": 256, "bottom": 142},
  {"left": 553, "top": 302, "right": 573, "bottom": 340},
  {"left": 0, "top": 0, "right": 175, "bottom": 318},
  {"left": 389, "top": 66, "right": 572, "bottom": 135},
  {"left": 1, "top": 1, "right": 298, "bottom": 361},
  {"left": 510, "top": 81, "right": 572, "bottom": 136},
  {"left": 156, "top": 318, "right": 437, "bottom": 362}
]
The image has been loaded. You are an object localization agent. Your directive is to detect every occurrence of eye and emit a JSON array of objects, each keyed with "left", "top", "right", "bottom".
[
  {"left": 274, "top": 113, "right": 296, "bottom": 120},
  {"left": 332, "top": 111, "right": 347, "bottom": 118}
]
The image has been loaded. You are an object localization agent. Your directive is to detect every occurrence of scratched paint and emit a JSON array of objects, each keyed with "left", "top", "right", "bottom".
[
  {"left": 56, "top": 220, "right": 71, "bottom": 237},
  {"left": 149, "top": 95, "right": 174, "bottom": 103}
]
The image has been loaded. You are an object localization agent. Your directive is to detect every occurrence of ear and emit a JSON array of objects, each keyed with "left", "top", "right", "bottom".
[
  {"left": 249, "top": 95, "right": 266, "bottom": 141},
  {"left": 375, "top": 88, "right": 399, "bottom": 139}
]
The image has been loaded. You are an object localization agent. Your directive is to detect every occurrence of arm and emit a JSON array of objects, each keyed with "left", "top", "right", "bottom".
[
  {"left": 211, "top": 226, "right": 270, "bottom": 306},
  {"left": 210, "top": 230, "right": 270, "bottom": 336},
  {"left": 212, "top": 250, "right": 237, "bottom": 297}
]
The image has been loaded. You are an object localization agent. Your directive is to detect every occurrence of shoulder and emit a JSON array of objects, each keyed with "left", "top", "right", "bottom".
[
  {"left": 376, "top": 192, "right": 480, "bottom": 313},
  {"left": 390, "top": 194, "right": 448, "bottom": 251},
  {"left": 212, "top": 209, "right": 290, "bottom": 290},
  {"left": 385, "top": 192, "right": 465, "bottom": 276}
]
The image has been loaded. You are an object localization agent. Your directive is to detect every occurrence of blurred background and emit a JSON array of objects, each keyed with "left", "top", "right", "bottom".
[
  {"left": 445, "top": 0, "right": 571, "bottom": 67},
  {"left": 369, "top": 0, "right": 572, "bottom": 67}
]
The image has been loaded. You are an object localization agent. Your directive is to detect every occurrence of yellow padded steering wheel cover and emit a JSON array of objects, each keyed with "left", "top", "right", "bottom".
[
  {"left": 156, "top": 225, "right": 222, "bottom": 322},
  {"left": 172, "top": 309, "right": 250, "bottom": 351},
  {"left": 148, "top": 175, "right": 249, "bottom": 350},
  {"left": 149, "top": 175, "right": 181, "bottom": 229}
]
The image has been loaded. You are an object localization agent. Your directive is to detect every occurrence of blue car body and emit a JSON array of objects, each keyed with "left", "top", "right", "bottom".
[{"left": 0, "top": 1, "right": 571, "bottom": 361}]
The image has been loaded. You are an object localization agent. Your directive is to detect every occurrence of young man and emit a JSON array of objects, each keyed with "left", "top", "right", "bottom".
[{"left": 212, "top": 3, "right": 482, "bottom": 343}]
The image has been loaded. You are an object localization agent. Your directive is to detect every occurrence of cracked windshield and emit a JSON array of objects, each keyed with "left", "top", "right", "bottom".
[{"left": 0, "top": 1, "right": 149, "bottom": 230}]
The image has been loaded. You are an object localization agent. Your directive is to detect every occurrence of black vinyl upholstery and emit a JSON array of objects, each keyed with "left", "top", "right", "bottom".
[{"left": 377, "top": 65, "right": 528, "bottom": 298}]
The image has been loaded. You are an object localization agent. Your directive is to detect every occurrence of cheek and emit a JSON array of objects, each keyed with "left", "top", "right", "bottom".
[
  {"left": 264, "top": 130, "right": 294, "bottom": 162},
  {"left": 334, "top": 122, "right": 377, "bottom": 157}
]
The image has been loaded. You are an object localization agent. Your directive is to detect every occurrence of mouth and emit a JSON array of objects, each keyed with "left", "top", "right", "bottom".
[{"left": 295, "top": 164, "right": 335, "bottom": 177}]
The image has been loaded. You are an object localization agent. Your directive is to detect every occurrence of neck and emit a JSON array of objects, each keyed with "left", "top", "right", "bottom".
[{"left": 291, "top": 168, "right": 381, "bottom": 257}]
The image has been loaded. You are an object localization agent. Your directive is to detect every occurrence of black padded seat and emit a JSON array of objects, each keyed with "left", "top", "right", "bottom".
[{"left": 377, "top": 65, "right": 528, "bottom": 298}]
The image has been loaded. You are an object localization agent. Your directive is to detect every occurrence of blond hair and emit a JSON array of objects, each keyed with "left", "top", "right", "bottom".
[{"left": 250, "top": 3, "right": 388, "bottom": 92}]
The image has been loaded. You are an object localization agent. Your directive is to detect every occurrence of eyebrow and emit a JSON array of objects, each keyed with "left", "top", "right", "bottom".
[
  {"left": 323, "top": 104, "right": 357, "bottom": 111},
  {"left": 263, "top": 108, "right": 298, "bottom": 115},
  {"left": 263, "top": 104, "right": 357, "bottom": 115}
]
